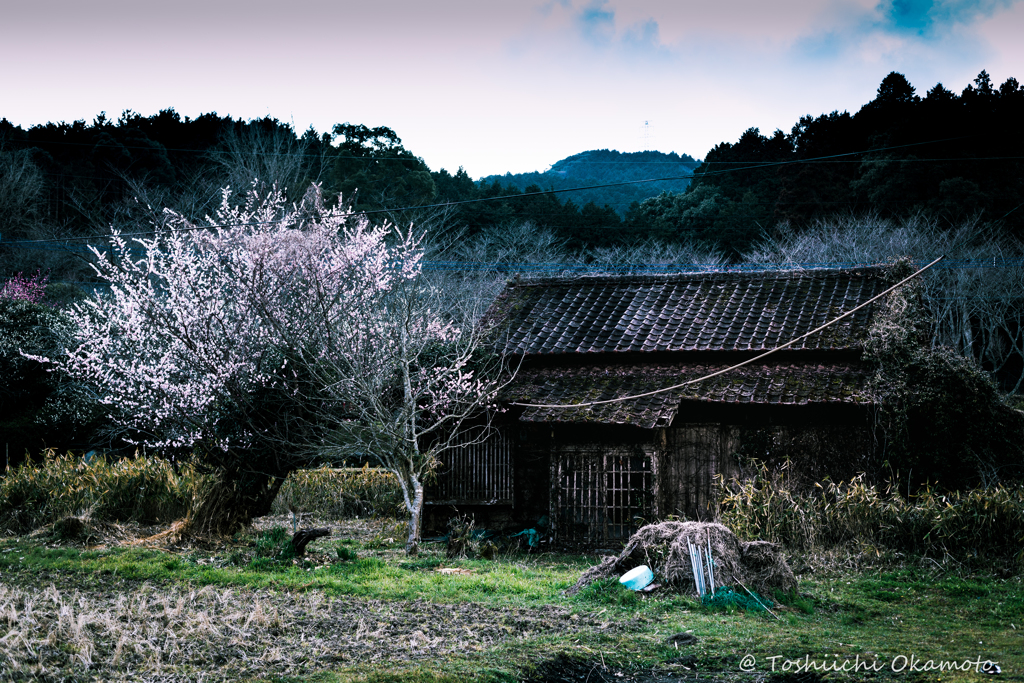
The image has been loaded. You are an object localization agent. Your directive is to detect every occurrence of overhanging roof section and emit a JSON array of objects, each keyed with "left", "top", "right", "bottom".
[
  {"left": 503, "top": 362, "right": 873, "bottom": 428},
  {"left": 486, "top": 268, "right": 888, "bottom": 357}
]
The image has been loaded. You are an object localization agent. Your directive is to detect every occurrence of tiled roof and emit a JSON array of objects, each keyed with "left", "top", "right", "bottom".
[
  {"left": 487, "top": 268, "right": 887, "bottom": 356},
  {"left": 504, "top": 362, "right": 873, "bottom": 428}
]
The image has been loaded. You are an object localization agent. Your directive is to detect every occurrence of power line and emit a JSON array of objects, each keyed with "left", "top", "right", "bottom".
[
  {"left": 510, "top": 256, "right": 945, "bottom": 410},
  {"left": 0, "top": 134, "right": 1012, "bottom": 248}
]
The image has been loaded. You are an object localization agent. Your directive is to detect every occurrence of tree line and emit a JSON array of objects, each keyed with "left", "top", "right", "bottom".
[
  {"left": 641, "top": 70, "right": 1024, "bottom": 255},
  {"left": 3, "top": 69, "right": 1021, "bottom": 272}
]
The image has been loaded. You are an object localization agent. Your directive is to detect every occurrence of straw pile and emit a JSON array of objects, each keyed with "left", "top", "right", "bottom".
[{"left": 567, "top": 521, "right": 796, "bottom": 596}]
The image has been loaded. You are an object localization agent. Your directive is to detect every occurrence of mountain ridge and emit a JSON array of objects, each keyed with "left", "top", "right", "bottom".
[{"left": 478, "top": 148, "right": 700, "bottom": 216}]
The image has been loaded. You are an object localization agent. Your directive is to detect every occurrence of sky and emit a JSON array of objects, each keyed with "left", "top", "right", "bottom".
[{"left": 2, "top": 0, "right": 1022, "bottom": 179}]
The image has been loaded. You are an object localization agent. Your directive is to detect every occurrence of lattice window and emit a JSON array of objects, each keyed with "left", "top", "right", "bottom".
[
  {"left": 426, "top": 428, "right": 514, "bottom": 505},
  {"left": 553, "top": 448, "right": 653, "bottom": 546}
]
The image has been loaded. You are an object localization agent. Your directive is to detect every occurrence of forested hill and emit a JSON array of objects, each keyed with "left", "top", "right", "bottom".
[
  {"left": 478, "top": 149, "right": 700, "bottom": 216},
  {"left": 632, "top": 70, "right": 1024, "bottom": 254}
]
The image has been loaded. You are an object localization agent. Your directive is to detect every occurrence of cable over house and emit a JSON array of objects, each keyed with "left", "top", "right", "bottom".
[{"left": 425, "top": 267, "right": 889, "bottom": 547}]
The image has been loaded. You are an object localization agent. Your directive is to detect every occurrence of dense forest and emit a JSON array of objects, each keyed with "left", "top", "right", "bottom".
[
  {"left": 0, "top": 114, "right": 648, "bottom": 276},
  {"left": 3, "top": 69, "right": 1022, "bottom": 274},
  {"left": 632, "top": 70, "right": 1024, "bottom": 255}
]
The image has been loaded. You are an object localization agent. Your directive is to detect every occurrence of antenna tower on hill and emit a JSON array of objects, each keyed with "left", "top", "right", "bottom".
[{"left": 640, "top": 120, "right": 654, "bottom": 151}]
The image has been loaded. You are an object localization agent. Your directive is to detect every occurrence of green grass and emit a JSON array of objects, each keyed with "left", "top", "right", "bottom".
[{"left": 0, "top": 529, "right": 1020, "bottom": 682}]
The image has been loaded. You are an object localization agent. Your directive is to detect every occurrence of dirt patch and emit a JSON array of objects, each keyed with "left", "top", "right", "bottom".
[{"left": 568, "top": 521, "right": 796, "bottom": 597}]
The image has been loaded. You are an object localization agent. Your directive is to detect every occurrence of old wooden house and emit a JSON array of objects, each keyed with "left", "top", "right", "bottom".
[{"left": 425, "top": 267, "right": 889, "bottom": 546}]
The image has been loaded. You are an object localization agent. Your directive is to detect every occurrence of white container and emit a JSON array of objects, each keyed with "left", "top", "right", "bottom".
[{"left": 619, "top": 565, "right": 654, "bottom": 591}]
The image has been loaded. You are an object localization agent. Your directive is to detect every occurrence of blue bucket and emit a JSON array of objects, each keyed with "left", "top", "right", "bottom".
[{"left": 619, "top": 565, "right": 654, "bottom": 591}]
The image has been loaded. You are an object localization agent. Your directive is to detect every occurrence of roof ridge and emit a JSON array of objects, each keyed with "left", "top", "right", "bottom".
[{"left": 505, "top": 265, "right": 890, "bottom": 288}]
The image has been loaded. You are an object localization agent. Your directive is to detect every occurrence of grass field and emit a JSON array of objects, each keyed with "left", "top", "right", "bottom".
[{"left": 0, "top": 516, "right": 1020, "bottom": 682}]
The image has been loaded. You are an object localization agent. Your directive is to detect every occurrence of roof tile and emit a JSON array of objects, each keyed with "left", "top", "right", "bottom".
[
  {"left": 487, "top": 268, "right": 886, "bottom": 356},
  {"left": 503, "top": 361, "right": 873, "bottom": 428}
]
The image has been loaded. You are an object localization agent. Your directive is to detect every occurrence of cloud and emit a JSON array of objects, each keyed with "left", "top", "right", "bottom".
[
  {"left": 622, "top": 19, "right": 666, "bottom": 56},
  {"left": 576, "top": 0, "right": 617, "bottom": 45},
  {"left": 878, "top": 0, "right": 1018, "bottom": 35}
]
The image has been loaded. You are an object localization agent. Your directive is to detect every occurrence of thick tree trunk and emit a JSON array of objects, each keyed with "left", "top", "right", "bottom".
[{"left": 183, "top": 466, "right": 287, "bottom": 536}]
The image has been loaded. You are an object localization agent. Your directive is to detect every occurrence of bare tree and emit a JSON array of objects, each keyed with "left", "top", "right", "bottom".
[
  {"left": 305, "top": 264, "right": 509, "bottom": 553},
  {"left": 456, "top": 220, "right": 568, "bottom": 266},
  {"left": 746, "top": 214, "right": 1024, "bottom": 392},
  {"left": 208, "top": 123, "right": 324, "bottom": 201},
  {"left": 586, "top": 238, "right": 727, "bottom": 274},
  {"left": 0, "top": 148, "right": 45, "bottom": 237},
  {"left": 0, "top": 147, "right": 74, "bottom": 278}
]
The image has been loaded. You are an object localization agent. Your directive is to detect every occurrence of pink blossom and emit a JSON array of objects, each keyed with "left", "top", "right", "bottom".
[{"left": 1, "top": 270, "right": 49, "bottom": 304}]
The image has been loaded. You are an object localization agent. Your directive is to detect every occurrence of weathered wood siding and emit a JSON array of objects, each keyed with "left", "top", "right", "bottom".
[{"left": 659, "top": 424, "right": 741, "bottom": 520}]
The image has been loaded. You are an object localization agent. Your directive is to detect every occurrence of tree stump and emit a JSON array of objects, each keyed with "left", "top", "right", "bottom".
[{"left": 291, "top": 528, "right": 330, "bottom": 555}]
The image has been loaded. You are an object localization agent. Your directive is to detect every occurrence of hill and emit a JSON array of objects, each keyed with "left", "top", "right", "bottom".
[{"left": 478, "top": 149, "right": 700, "bottom": 216}]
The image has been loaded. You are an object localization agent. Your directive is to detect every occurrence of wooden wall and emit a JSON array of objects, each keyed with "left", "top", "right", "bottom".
[
  {"left": 426, "top": 427, "right": 514, "bottom": 505},
  {"left": 660, "top": 424, "right": 742, "bottom": 521},
  {"left": 549, "top": 442, "right": 656, "bottom": 547},
  {"left": 425, "top": 413, "right": 874, "bottom": 544}
]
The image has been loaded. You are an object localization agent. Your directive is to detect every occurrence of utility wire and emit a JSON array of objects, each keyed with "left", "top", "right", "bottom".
[
  {"left": 509, "top": 256, "right": 945, "bottom": 410},
  {"left": 354, "top": 137, "right": 972, "bottom": 217},
  {"left": 0, "top": 135, "right": 989, "bottom": 248}
]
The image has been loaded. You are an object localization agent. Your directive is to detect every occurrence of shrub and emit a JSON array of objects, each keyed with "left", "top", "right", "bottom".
[
  {"left": 270, "top": 465, "right": 403, "bottom": 519},
  {"left": 717, "top": 465, "right": 1024, "bottom": 565},
  {"left": 251, "top": 526, "right": 296, "bottom": 565},
  {"left": 0, "top": 271, "right": 49, "bottom": 304},
  {"left": 0, "top": 450, "right": 197, "bottom": 533}
]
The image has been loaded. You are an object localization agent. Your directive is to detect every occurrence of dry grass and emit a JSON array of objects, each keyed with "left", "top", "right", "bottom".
[
  {"left": 717, "top": 465, "right": 1024, "bottom": 567},
  {"left": 270, "top": 465, "right": 404, "bottom": 520},
  {"left": 0, "top": 570, "right": 619, "bottom": 682},
  {"left": 0, "top": 451, "right": 198, "bottom": 534}
]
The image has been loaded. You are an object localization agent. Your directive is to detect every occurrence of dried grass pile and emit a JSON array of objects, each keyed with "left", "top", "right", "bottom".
[{"left": 567, "top": 521, "right": 796, "bottom": 596}]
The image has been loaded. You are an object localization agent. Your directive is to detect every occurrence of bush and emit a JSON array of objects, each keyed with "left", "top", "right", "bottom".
[
  {"left": 270, "top": 465, "right": 403, "bottom": 519},
  {"left": 717, "top": 464, "right": 1024, "bottom": 565},
  {"left": 0, "top": 450, "right": 197, "bottom": 533}
]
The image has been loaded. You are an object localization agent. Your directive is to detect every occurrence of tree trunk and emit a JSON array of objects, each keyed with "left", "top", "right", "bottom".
[
  {"left": 405, "top": 476, "right": 424, "bottom": 555},
  {"left": 183, "top": 466, "right": 287, "bottom": 536},
  {"left": 291, "top": 528, "right": 330, "bottom": 555}
]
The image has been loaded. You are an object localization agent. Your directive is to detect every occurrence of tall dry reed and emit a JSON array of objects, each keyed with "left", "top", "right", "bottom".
[{"left": 717, "top": 462, "right": 1024, "bottom": 564}]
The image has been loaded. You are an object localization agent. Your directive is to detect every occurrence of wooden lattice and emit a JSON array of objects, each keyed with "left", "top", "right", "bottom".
[
  {"left": 426, "top": 428, "right": 514, "bottom": 505},
  {"left": 553, "top": 448, "right": 653, "bottom": 546}
]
